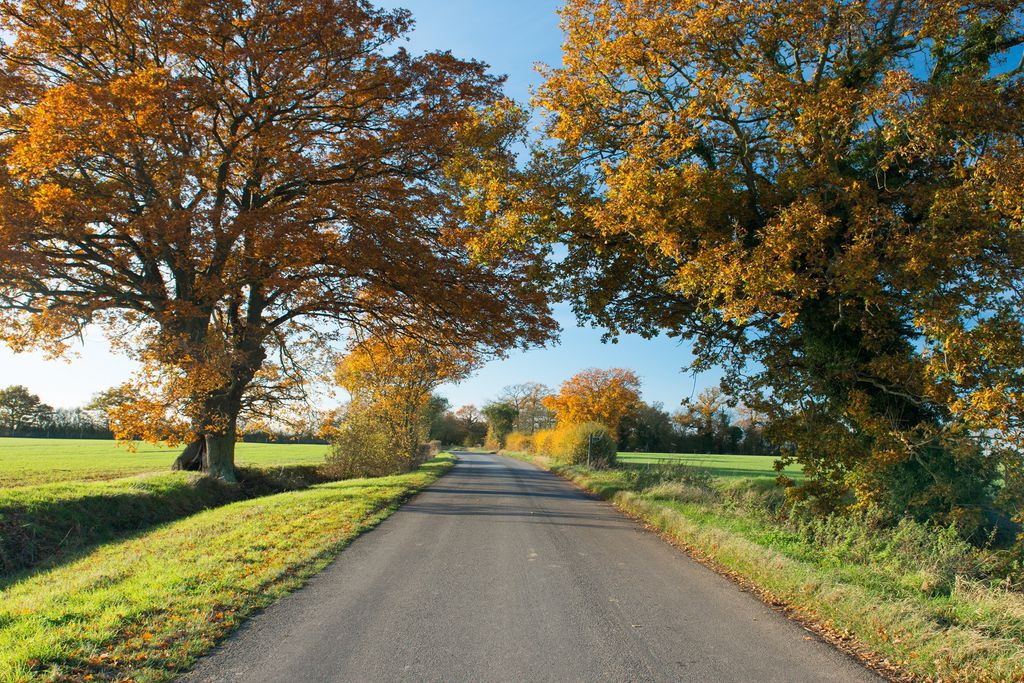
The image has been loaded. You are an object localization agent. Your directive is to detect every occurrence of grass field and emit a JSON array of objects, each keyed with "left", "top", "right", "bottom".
[
  {"left": 0, "top": 438, "right": 330, "bottom": 487},
  {"left": 0, "top": 454, "right": 454, "bottom": 682},
  {"left": 616, "top": 451, "right": 802, "bottom": 479}
]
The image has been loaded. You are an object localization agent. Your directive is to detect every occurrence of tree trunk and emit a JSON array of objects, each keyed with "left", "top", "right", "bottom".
[
  {"left": 171, "top": 430, "right": 238, "bottom": 482},
  {"left": 172, "top": 438, "right": 207, "bottom": 471},
  {"left": 168, "top": 335, "right": 265, "bottom": 482},
  {"left": 204, "top": 431, "right": 237, "bottom": 483}
]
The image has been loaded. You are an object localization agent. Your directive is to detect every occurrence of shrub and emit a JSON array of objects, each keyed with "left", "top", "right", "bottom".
[
  {"left": 550, "top": 422, "right": 617, "bottom": 468},
  {"left": 326, "top": 412, "right": 412, "bottom": 479},
  {"left": 416, "top": 440, "right": 442, "bottom": 463},
  {"left": 785, "top": 511, "right": 992, "bottom": 596},
  {"left": 504, "top": 431, "right": 533, "bottom": 453},
  {"left": 533, "top": 428, "right": 558, "bottom": 456}
]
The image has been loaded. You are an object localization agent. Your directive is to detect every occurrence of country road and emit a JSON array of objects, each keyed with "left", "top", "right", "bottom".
[{"left": 180, "top": 452, "right": 879, "bottom": 683}]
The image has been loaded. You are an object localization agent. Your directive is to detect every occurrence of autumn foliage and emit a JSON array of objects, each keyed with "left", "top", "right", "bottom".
[
  {"left": 542, "top": 368, "right": 641, "bottom": 438},
  {"left": 469, "top": 0, "right": 1024, "bottom": 534},
  {"left": 333, "top": 334, "right": 476, "bottom": 471},
  {"left": 0, "top": 0, "right": 554, "bottom": 479}
]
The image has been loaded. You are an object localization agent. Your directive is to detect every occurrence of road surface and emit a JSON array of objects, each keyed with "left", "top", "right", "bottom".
[{"left": 181, "top": 452, "right": 878, "bottom": 682}]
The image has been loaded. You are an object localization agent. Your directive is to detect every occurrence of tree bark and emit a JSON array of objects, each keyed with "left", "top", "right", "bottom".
[
  {"left": 204, "top": 431, "right": 237, "bottom": 483},
  {"left": 171, "top": 430, "right": 238, "bottom": 482},
  {"left": 169, "top": 335, "right": 265, "bottom": 482},
  {"left": 172, "top": 437, "right": 207, "bottom": 471}
]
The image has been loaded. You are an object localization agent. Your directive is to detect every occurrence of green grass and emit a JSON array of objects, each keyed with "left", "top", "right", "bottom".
[
  {"left": 616, "top": 451, "right": 803, "bottom": 479},
  {"left": 0, "top": 454, "right": 454, "bottom": 683},
  {"left": 0, "top": 438, "right": 329, "bottom": 488},
  {"left": 513, "top": 452, "right": 1024, "bottom": 682},
  {"left": 0, "top": 466, "right": 332, "bottom": 577}
]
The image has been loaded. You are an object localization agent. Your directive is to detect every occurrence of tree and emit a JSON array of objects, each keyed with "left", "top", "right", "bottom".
[
  {"left": 675, "top": 388, "right": 732, "bottom": 453},
  {"left": 0, "top": 384, "right": 47, "bottom": 431},
  {"left": 481, "top": 401, "right": 518, "bottom": 448},
  {"left": 0, "top": 0, "right": 554, "bottom": 480},
  {"left": 453, "top": 404, "right": 488, "bottom": 446},
  {"left": 735, "top": 403, "right": 771, "bottom": 455},
  {"left": 425, "top": 394, "right": 452, "bottom": 442},
  {"left": 618, "top": 400, "right": 677, "bottom": 452},
  {"left": 83, "top": 386, "right": 134, "bottom": 430},
  {"left": 478, "top": 0, "right": 1024, "bottom": 531},
  {"left": 335, "top": 334, "right": 477, "bottom": 463},
  {"left": 543, "top": 368, "right": 641, "bottom": 437},
  {"left": 498, "top": 382, "right": 555, "bottom": 434}
]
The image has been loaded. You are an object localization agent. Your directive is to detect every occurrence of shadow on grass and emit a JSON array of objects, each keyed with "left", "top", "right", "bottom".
[{"left": 0, "top": 465, "right": 333, "bottom": 584}]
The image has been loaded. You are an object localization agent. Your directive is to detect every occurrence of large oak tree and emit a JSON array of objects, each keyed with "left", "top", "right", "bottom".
[
  {"left": 476, "top": 1, "right": 1024, "bottom": 531},
  {"left": 0, "top": 0, "right": 554, "bottom": 479}
]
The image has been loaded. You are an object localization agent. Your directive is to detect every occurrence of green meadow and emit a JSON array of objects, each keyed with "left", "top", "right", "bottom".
[
  {"left": 615, "top": 451, "right": 802, "bottom": 479},
  {"left": 0, "top": 438, "right": 329, "bottom": 488},
  {"left": 0, "top": 436, "right": 453, "bottom": 681}
]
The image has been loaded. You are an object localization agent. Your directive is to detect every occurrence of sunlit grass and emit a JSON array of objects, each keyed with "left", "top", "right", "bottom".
[
  {"left": 0, "top": 455, "right": 454, "bottom": 683},
  {"left": 0, "top": 438, "right": 329, "bottom": 488},
  {"left": 0, "top": 466, "right": 332, "bottom": 577}
]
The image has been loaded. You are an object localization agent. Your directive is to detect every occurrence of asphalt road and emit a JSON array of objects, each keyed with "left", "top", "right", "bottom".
[{"left": 180, "top": 452, "right": 879, "bottom": 683}]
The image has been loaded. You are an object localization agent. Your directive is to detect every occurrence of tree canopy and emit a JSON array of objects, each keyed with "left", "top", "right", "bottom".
[
  {"left": 0, "top": 0, "right": 555, "bottom": 479},
  {"left": 0, "top": 384, "right": 51, "bottom": 431},
  {"left": 543, "top": 368, "right": 641, "bottom": 437},
  {"left": 481, "top": 400, "right": 518, "bottom": 447},
  {"left": 471, "top": 0, "right": 1024, "bottom": 530}
]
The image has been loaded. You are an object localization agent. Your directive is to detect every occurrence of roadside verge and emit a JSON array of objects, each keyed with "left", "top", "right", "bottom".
[
  {"left": 1, "top": 465, "right": 332, "bottom": 578},
  {"left": 503, "top": 451, "right": 1024, "bottom": 683},
  {"left": 0, "top": 454, "right": 454, "bottom": 683}
]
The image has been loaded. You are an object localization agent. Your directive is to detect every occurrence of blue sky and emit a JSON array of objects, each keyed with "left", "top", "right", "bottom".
[{"left": 0, "top": 0, "right": 718, "bottom": 413}]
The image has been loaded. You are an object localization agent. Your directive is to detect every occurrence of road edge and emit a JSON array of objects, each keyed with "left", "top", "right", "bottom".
[{"left": 498, "top": 451, "right": 907, "bottom": 683}]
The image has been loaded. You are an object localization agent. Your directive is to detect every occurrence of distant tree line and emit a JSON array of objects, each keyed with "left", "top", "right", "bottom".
[
  {"left": 0, "top": 384, "right": 328, "bottom": 444},
  {"left": 3, "top": 374, "right": 771, "bottom": 457},
  {"left": 0, "top": 385, "right": 112, "bottom": 439},
  {"left": 425, "top": 378, "right": 773, "bottom": 456}
]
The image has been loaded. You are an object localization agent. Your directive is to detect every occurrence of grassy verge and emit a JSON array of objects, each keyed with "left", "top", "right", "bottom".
[
  {"left": 506, "top": 451, "right": 1024, "bottom": 682},
  {"left": 0, "top": 465, "right": 333, "bottom": 577},
  {"left": 0, "top": 438, "right": 329, "bottom": 488},
  {"left": 0, "top": 454, "right": 454, "bottom": 683}
]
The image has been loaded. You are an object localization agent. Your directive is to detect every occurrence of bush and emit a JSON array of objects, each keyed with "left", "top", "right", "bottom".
[
  {"left": 532, "top": 428, "right": 558, "bottom": 455},
  {"left": 534, "top": 422, "right": 617, "bottom": 468},
  {"left": 504, "top": 431, "right": 533, "bottom": 453},
  {"left": 416, "top": 440, "right": 442, "bottom": 463},
  {"left": 561, "top": 422, "right": 617, "bottom": 468},
  {"left": 326, "top": 413, "right": 412, "bottom": 479}
]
